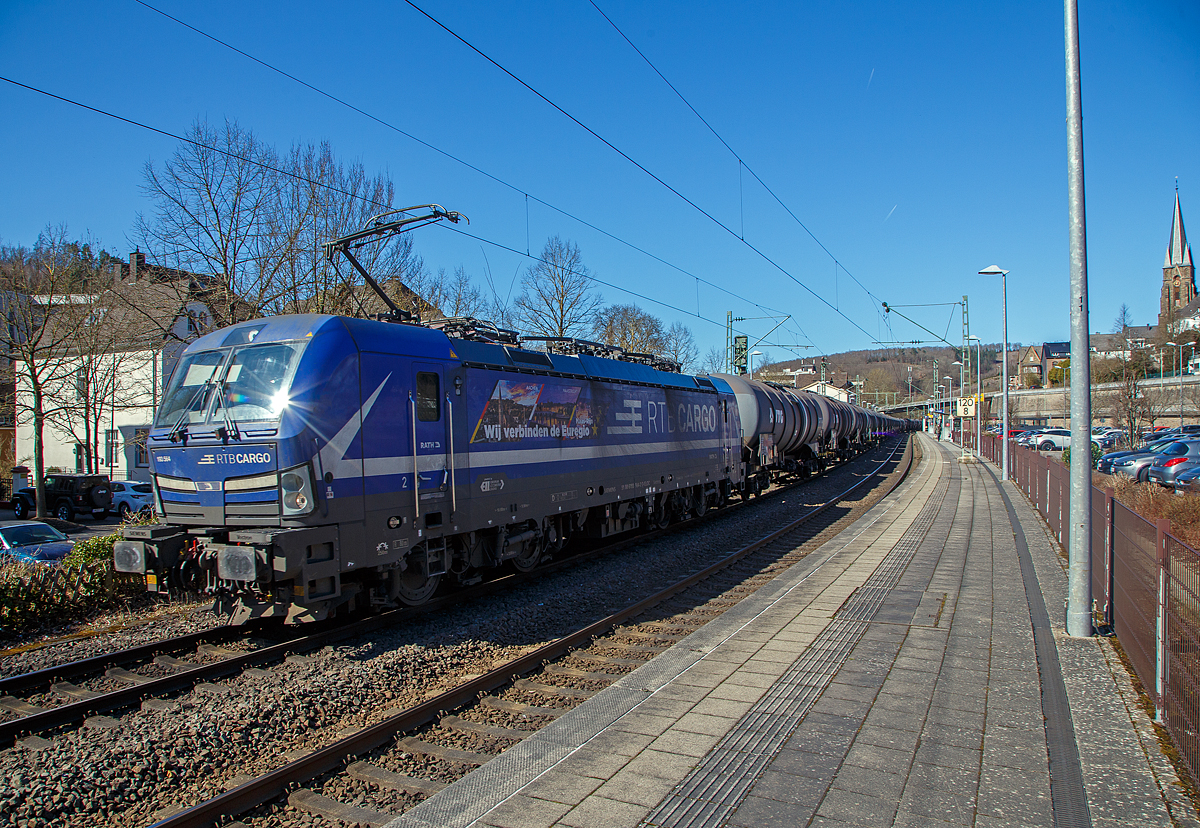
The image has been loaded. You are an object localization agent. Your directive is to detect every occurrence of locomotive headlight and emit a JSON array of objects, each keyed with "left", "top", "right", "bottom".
[
  {"left": 280, "top": 464, "right": 316, "bottom": 516},
  {"left": 113, "top": 540, "right": 146, "bottom": 573}
]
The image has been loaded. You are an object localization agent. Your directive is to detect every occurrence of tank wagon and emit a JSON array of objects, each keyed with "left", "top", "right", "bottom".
[{"left": 112, "top": 310, "right": 912, "bottom": 624}]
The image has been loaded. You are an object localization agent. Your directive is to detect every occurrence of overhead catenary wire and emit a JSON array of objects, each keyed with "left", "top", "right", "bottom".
[
  {"left": 0, "top": 73, "right": 810, "bottom": 353},
  {"left": 128, "top": 0, "right": 817, "bottom": 348},
  {"left": 587, "top": 0, "right": 887, "bottom": 315},
  {"left": 396, "top": 0, "right": 878, "bottom": 342}
]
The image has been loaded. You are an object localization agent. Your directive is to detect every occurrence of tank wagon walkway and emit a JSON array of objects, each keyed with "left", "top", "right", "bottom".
[{"left": 387, "top": 433, "right": 1192, "bottom": 828}]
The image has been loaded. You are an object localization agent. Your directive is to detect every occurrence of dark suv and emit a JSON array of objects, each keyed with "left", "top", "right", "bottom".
[{"left": 12, "top": 474, "right": 113, "bottom": 521}]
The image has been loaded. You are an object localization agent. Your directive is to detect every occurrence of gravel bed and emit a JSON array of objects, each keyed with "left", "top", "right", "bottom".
[
  {"left": 0, "top": 600, "right": 224, "bottom": 680},
  {"left": 0, "top": 441, "right": 909, "bottom": 828}
]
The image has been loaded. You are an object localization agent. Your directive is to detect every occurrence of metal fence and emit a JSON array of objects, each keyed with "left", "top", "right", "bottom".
[{"left": 969, "top": 431, "right": 1200, "bottom": 786}]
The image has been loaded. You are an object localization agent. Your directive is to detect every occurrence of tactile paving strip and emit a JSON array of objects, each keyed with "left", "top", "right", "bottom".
[{"left": 641, "top": 480, "right": 950, "bottom": 827}]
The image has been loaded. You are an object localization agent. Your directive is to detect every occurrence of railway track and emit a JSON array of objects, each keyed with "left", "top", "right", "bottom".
[
  {"left": 145, "top": 435, "right": 912, "bottom": 828},
  {"left": 0, "top": 444, "right": 879, "bottom": 752}
]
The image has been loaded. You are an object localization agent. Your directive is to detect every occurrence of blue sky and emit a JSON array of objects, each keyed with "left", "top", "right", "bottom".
[{"left": 1, "top": 1, "right": 1196, "bottom": 363}]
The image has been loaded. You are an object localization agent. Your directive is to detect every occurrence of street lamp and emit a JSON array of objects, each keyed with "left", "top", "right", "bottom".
[
  {"left": 966, "top": 335, "right": 982, "bottom": 457},
  {"left": 955, "top": 360, "right": 964, "bottom": 453},
  {"left": 1166, "top": 340, "right": 1183, "bottom": 427},
  {"left": 749, "top": 350, "right": 763, "bottom": 379},
  {"left": 943, "top": 375, "right": 954, "bottom": 442},
  {"left": 980, "top": 265, "right": 1010, "bottom": 480},
  {"left": 937, "top": 383, "right": 947, "bottom": 439}
]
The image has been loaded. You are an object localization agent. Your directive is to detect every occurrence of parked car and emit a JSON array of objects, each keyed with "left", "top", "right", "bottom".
[
  {"left": 1033, "top": 428, "right": 1072, "bottom": 451},
  {"left": 109, "top": 481, "right": 154, "bottom": 519},
  {"left": 1098, "top": 438, "right": 1178, "bottom": 474},
  {"left": 1146, "top": 441, "right": 1200, "bottom": 488},
  {"left": 11, "top": 474, "right": 112, "bottom": 522},
  {"left": 1172, "top": 464, "right": 1200, "bottom": 494},
  {"left": 0, "top": 522, "right": 75, "bottom": 565},
  {"left": 1109, "top": 442, "right": 1180, "bottom": 482}
]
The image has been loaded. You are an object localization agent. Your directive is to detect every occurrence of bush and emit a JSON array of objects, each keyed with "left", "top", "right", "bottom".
[
  {"left": 62, "top": 532, "right": 119, "bottom": 568},
  {"left": 1063, "top": 443, "right": 1102, "bottom": 470},
  {"left": 1095, "top": 471, "right": 1200, "bottom": 550}
]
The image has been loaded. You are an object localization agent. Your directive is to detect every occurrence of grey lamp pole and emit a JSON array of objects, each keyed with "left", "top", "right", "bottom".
[
  {"left": 1177, "top": 342, "right": 1184, "bottom": 427},
  {"left": 1064, "top": 0, "right": 1092, "bottom": 638},
  {"left": 953, "top": 360, "right": 965, "bottom": 457},
  {"left": 966, "top": 336, "right": 983, "bottom": 455},
  {"left": 944, "top": 375, "right": 953, "bottom": 442},
  {"left": 980, "top": 266, "right": 1010, "bottom": 479}
]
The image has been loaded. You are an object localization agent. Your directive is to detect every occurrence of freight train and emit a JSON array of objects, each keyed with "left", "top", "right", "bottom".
[{"left": 113, "top": 312, "right": 916, "bottom": 624}]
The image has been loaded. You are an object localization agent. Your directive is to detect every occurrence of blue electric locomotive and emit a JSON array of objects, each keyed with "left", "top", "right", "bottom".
[
  {"left": 115, "top": 313, "right": 749, "bottom": 623},
  {"left": 113, "top": 207, "right": 914, "bottom": 623}
]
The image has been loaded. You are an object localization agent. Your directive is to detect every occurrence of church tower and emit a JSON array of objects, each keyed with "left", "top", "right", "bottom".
[{"left": 1160, "top": 189, "right": 1195, "bottom": 332}]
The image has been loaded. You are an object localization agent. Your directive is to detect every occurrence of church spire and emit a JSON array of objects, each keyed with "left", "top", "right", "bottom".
[{"left": 1165, "top": 190, "right": 1192, "bottom": 269}]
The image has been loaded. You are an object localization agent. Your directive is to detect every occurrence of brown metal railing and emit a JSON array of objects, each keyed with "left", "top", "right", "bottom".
[{"left": 971, "top": 430, "right": 1200, "bottom": 786}]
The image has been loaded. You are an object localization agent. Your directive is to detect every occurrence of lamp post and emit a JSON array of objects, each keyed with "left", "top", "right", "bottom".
[
  {"left": 749, "top": 350, "right": 763, "bottom": 380},
  {"left": 944, "top": 375, "right": 954, "bottom": 442},
  {"left": 980, "top": 266, "right": 1010, "bottom": 479},
  {"left": 1167, "top": 340, "right": 1183, "bottom": 426},
  {"left": 953, "top": 360, "right": 965, "bottom": 456},
  {"left": 966, "top": 335, "right": 983, "bottom": 457}
]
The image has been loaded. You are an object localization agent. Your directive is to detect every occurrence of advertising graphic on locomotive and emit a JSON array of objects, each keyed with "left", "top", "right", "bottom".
[{"left": 113, "top": 311, "right": 914, "bottom": 624}]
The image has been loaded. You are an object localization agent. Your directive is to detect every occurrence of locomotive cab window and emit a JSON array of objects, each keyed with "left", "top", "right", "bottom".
[{"left": 416, "top": 373, "right": 440, "bottom": 421}]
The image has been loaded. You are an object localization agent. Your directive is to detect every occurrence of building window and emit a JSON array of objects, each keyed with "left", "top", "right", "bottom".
[
  {"left": 133, "top": 428, "right": 149, "bottom": 468},
  {"left": 105, "top": 429, "right": 120, "bottom": 468}
]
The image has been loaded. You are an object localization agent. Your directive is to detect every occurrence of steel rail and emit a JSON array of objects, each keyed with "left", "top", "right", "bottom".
[
  {"left": 149, "top": 436, "right": 912, "bottom": 828},
  {"left": 0, "top": 625, "right": 252, "bottom": 697},
  {"left": 0, "top": 438, "right": 863, "bottom": 733}
]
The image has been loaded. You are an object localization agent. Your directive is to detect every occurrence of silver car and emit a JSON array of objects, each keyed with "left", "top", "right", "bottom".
[
  {"left": 1109, "top": 441, "right": 1181, "bottom": 482},
  {"left": 1097, "top": 439, "right": 1174, "bottom": 475},
  {"left": 1146, "top": 441, "right": 1200, "bottom": 488}
]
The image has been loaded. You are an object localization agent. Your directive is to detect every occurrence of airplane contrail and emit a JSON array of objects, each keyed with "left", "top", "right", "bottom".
[
  {"left": 867, "top": 68, "right": 875, "bottom": 88},
  {"left": 884, "top": 204, "right": 897, "bottom": 222}
]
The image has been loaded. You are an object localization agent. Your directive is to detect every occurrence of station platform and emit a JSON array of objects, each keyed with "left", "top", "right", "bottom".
[{"left": 388, "top": 433, "right": 1196, "bottom": 828}]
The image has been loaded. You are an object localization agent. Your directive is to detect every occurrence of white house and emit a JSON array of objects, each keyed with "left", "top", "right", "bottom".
[{"left": 14, "top": 252, "right": 223, "bottom": 482}]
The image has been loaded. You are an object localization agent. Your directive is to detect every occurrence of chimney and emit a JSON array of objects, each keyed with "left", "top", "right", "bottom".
[{"left": 130, "top": 250, "right": 146, "bottom": 283}]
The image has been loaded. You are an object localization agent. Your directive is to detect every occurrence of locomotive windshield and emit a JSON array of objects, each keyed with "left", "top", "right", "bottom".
[{"left": 155, "top": 341, "right": 305, "bottom": 428}]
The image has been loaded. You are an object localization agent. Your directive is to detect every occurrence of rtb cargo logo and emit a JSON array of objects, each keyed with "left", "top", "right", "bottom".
[
  {"left": 608, "top": 399, "right": 643, "bottom": 435},
  {"left": 197, "top": 451, "right": 272, "bottom": 466}
]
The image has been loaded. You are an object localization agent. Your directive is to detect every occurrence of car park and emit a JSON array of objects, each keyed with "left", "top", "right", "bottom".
[
  {"left": 109, "top": 481, "right": 155, "bottom": 519},
  {"left": 0, "top": 522, "right": 75, "bottom": 565},
  {"left": 1147, "top": 441, "right": 1200, "bottom": 488},
  {"left": 11, "top": 474, "right": 112, "bottom": 521}
]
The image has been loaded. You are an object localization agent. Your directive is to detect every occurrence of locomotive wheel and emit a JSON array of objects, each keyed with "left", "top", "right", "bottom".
[
  {"left": 653, "top": 494, "right": 672, "bottom": 529},
  {"left": 396, "top": 569, "right": 441, "bottom": 605},
  {"left": 508, "top": 539, "right": 543, "bottom": 573}
]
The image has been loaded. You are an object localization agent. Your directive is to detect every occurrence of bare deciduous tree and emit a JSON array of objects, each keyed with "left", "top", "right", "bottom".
[
  {"left": 700, "top": 346, "right": 725, "bottom": 374},
  {"left": 134, "top": 119, "right": 426, "bottom": 327},
  {"left": 0, "top": 227, "right": 109, "bottom": 516},
  {"left": 593, "top": 304, "right": 664, "bottom": 354},
  {"left": 513, "top": 237, "right": 601, "bottom": 339},
  {"left": 661, "top": 322, "right": 698, "bottom": 373}
]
